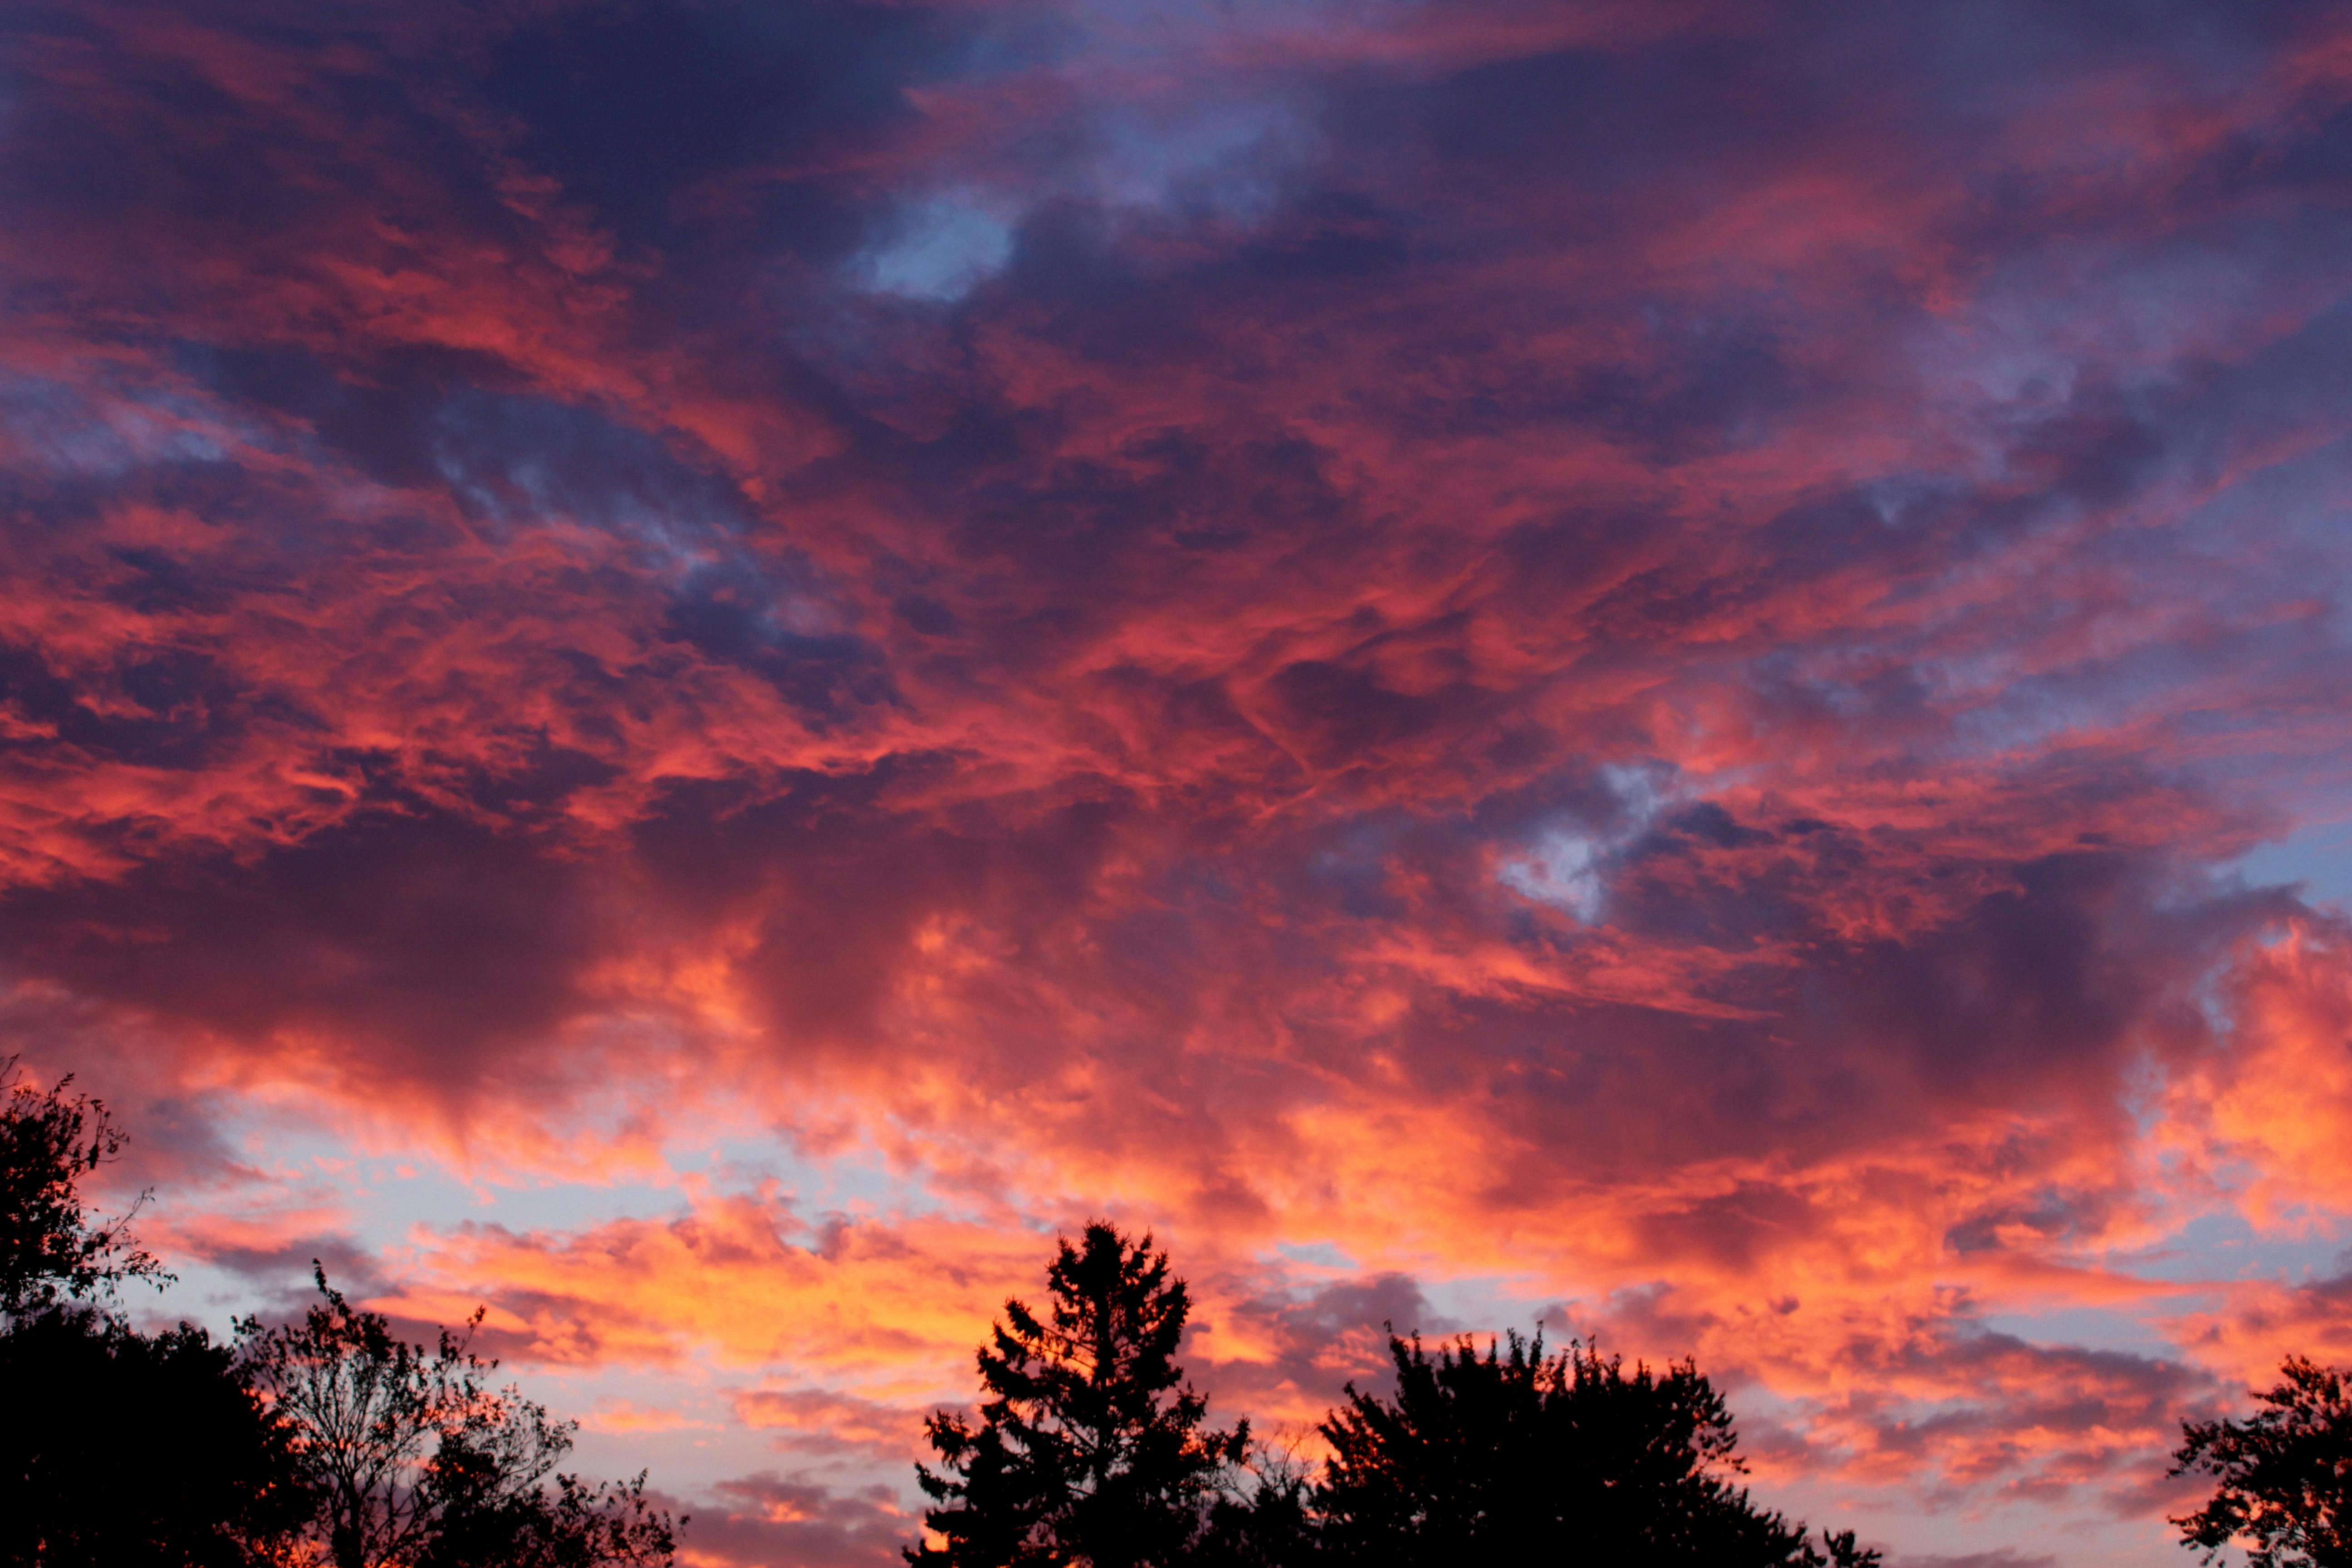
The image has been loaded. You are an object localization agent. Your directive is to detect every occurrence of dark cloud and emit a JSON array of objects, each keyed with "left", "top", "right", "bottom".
[
  {"left": 0, "top": 802, "right": 606, "bottom": 1084},
  {"left": 1206, "top": 1272, "right": 1451, "bottom": 1415},
  {"left": 480, "top": 0, "right": 975, "bottom": 265},
  {"left": 686, "top": 1473, "right": 907, "bottom": 1568}
]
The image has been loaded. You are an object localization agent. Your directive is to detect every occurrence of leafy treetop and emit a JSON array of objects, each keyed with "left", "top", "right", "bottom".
[
  {"left": 239, "top": 1263, "right": 680, "bottom": 1568},
  {"left": 0, "top": 1055, "right": 168, "bottom": 1314},
  {"left": 1315, "top": 1331, "right": 1878, "bottom": 1568},
  {"left": 2173, "top": 1354, "right": 2352, "bottom": 1568}
]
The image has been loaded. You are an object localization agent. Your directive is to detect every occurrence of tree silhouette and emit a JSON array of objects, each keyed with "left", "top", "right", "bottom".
[
  {"left": 0, "top": 1304, "right": 311, "bottom": 1567},
  {"left": 909, "top": 1221, "right": 1246, "bottom": 1567},
  {"left": 1189, "top": 1447, "right": 1318, "bottom": 1568},
  {"left": 0, "top": 1057, "right": 301, "bottom": 1564},
  {"left": 0, "top": 1055, "right": 167, "bottom": 1313},
  {"left": 1314, "top": 1331, "right": 1878, "bottom": 1568},
  {"left": 424, "top": 1466, "right": 680, "bottom": 1568},
  {"left": 0, "top": 1053, "right": 681, "bottom": 1567},
  {"left": 239, "top": 1264, "right": 680, "bottom": 1568},
  {"left": 2172, "top": 1354, "right": 2352, "bottom": 1568}
]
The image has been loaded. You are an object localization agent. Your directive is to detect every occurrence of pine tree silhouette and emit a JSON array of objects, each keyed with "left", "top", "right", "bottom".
[{"left": 910, "top": 1222, "right": 1245, "bottom": 1568}]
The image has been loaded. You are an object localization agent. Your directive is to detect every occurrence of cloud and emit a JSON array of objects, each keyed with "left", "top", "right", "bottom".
[
  {"left": 4, "top": 0, "right": 2352, "bottom": 1557},
  {"left": 2165, "top": 917, "right": 2352, "bottom": 1219},
  {"left": 677, "top": 1472, "right": 910, "bottom": 1568},
  {"left": 2174, "top": 1268, "right": 2352, "bottom": 1391},
  {"left": 732, "top": 1386, "right": 928, "bottom": 1456},
  {"left": 374, "top": 1198, "right": 1051, "bottom": 1377},
  {"left": 853, "top": 195, "right": 1016, "bottom": 302}
]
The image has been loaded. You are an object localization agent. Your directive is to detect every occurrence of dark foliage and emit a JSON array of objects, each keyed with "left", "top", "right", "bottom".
[
  {"left": 0, "top": 1305, "right": 310, "bottom": 1567},
  {"left": 906, "top": 1230, "right": 1890, "bottom": 1568},
  {"left": 910, "top": 1221, "right": 1247, "bottom": 1568},
  {"left": 0, "top": 1055, "right": 678, "bottom": 1568},
  {"left": 425, "top": 1465, "right": 680, "bottom": 1568},
  {"left": 2172, "top": 1354, "right": 2352, "bottom": 1568},
  {"left": 0, "top": 1055, "right": 167, "bottom": 1313},
  {"left": 1189, "top": 1462, "right": 1319, "bottom": 1568},
  {"left": 0, "top": 1060, "right": 301, "bottom": 1565},
  {"left": 1313, "top": 1331, "right": 1878, "bottom": 1568},
  {"left": 239, "top": 1264, "right": 681, "bottom": 1568}
]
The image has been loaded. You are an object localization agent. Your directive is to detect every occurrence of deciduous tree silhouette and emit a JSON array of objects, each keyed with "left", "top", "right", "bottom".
[
  {"left": 239, "top": 1264, "right": 680, "bottom": 1568},
  {"left": 0, "top": 1064, "right": 305, "bottom": 1566},
  {"left": 1314, "top": 1331, "right": 1878, "bottom": 1568},
  {"left": 1189, "top": 1446, "right": 1318, "bottom": 1568},
  {"left": 0, "top": 1055, "right": 167, "bottom": 1313},
  {"left": 2172, "top": 1354, "right": 2352, "bottom": 1568},
  {"left": 0, "top": 1054, "right": 680, "bottom": 1567},
  {"left": 910, "top": 1221, "right": 1246, "bottom": 1568},
  {"left": 0, "top": 1305, "right": 311, "bottom": 1567}
]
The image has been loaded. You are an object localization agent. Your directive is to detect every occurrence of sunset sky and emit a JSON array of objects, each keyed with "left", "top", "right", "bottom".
[{"left": 6, "top": 1, "right": 2352, "bottom": 1563}]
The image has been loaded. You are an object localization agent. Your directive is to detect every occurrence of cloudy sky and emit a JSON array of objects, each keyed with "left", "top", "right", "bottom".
[{"left": 6, "top": 0, "right": 2352, "bottom": 1562}]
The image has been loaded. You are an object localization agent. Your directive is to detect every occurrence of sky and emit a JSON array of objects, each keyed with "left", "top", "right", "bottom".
[{"left": 4, "top": 0, "right": 2352, "bottom": 1563}]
